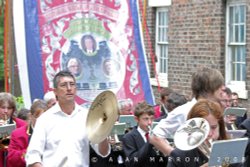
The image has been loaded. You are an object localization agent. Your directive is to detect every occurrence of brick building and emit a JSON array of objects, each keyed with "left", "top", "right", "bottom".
[{"left": 143, "top": 0, "right": 250, "bottom": 113}]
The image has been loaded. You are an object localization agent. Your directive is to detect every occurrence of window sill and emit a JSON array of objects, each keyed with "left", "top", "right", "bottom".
[
  {"left": 227, "top": 82, "right": 248, "bottom": 99},
  {"left": 150, "top": 78, "right": 169, "bottom": 87}
]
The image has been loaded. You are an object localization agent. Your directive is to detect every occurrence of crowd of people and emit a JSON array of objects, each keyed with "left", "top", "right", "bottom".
[{"left": 0, "top": 67, "right": 249, "bottom": 167}]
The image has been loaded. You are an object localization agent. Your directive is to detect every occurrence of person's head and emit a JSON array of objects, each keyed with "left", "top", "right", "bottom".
[
  {"left": 187, "top": 99, "right": 228, "bottom": 141},
  {"left": 43, "top": 91, "right": 57, "bottom": 108},
  {"left": 220, "top": 87, "right": 232, "bottom": 110},
  {"left": 0, "top": 92, "right": 17, "bottom": 122},
  {"left": 67, "top": 58, "right": 82, "bottom": 77},
  {"left": 134, "top": 101, "right": 155, "bottom": 132},
  {"left": 29, "top": 99, "right": 48, "bottom": 127},
  {"left": 53, "top": 71, "right": 76, "bottom": 104},
  {"left": 17, "top": 108, "right": 30, "bottom": 121},
  {"left": 167, "top": 92, "right": 187, "bottom": 112},
  {"left": 160, "top": 87, "right": 173, "bottom": 108},
  {"left": 103, "top": 59, "right": 120, "bottom": 76},
  {"left": 191, "top": 67, "right": 225, "bottom": 100},
  {"left": 231, "top": 92, "right": 239, "bottom": 107},
  {"left": 81, "top": 34, "right": 97, "bottom": 52}
]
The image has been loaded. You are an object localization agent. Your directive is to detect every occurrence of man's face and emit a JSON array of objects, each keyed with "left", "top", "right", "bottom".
[
  {"left": 54, "top": 76, "right": 76, "bottom": 103},
  {"left": 136, "top": 113, "right": 154, "bottom": 132},
  {"left": 85, "top": 38, "right": 94, "bottom": 50},
  {"left": 104, "top": 60, "right": 116, "bottom": 75},
  {"left": 231, "top": 94, "right": 239, "bottom": 107},
  {"left": 220, "top": 92, "right": 232, "bottom": 110},
  {"left": 68, "top": 59, "right": 80, "bottom": 76}
]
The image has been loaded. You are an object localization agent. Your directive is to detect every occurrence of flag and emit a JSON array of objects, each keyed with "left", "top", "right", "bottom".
[{"left": 13, "top": 0, "right": 155, "bottom": 108}]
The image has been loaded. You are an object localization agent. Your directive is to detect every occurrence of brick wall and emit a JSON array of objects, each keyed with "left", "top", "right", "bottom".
[
  {"left": 167, "top": 0, "right": 226, "bottom": 97},
  {"left": 144, "top": 0, "right": 250, "bottom": 114}
]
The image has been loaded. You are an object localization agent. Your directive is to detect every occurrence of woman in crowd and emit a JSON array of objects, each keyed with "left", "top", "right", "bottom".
[
  {"left": 0, "top": 92, "right": 27, "bottom": 167},
  {"left": 167, "top": 99, "right": 229, "bottom": 167},
  {"left": 7, "top": 99, "right": 48, "bottom": 167}
]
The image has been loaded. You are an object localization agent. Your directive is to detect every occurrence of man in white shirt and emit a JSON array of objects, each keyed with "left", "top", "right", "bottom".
[
  {"left": 150, "top": 67, "right": 226, "bottom": 156},
  {"left": 25, "top": 71, "right": 110, "bottom": 167}
]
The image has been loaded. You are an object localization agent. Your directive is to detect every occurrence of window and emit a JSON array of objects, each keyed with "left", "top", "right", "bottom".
[
  {"left": 151, "top": 8, "right": 169, "bottom": 86},
  {"left": 226, "top": 0, "right": 247, "bottom": 98}
]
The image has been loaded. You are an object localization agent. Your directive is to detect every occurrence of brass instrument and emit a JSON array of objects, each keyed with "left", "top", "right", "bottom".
[
  {"left": 174, "top": 118, "right": 230, "bottom": 167},
  {"left": 86, "top": 90, "right": 119, "bottom": 144},
  {"left": 109, "top": 122, "right": 126, "bottom": 151},
  {"left": 0, "top": 123, "right": 16, "bottom": 149}
]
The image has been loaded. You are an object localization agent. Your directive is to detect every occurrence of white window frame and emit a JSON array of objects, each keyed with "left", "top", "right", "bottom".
[
  {"left": 225, "top": 0, "right": 247, "bottom": 99},
  {"left": 150, "top": 7, "right": 169, "bottom": 87}
]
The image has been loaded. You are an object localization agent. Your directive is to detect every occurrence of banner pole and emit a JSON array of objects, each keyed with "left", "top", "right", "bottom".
[{"left": 4, "top": 0, "right": 10, "bottom": 92}]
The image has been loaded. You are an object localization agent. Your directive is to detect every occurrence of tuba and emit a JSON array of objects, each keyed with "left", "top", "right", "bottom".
[{"left": 86, "top": 90, "right": 119, "bottom": 144}]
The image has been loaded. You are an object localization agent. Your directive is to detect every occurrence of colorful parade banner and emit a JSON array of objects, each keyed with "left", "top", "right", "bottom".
[{"left": 13, "top": 0, "right": 154, "bottom": 108}]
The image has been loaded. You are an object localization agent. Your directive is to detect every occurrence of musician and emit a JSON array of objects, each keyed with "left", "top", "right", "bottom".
[
  {"left": 0, "top": 92, "right": 27, "bottom": 167},
  {"left": 232, "top": 92, "right": 247, "bottom": 128},
  {"left": 25, "top": 71, "right": 110, "bottom": 167},
  {"left": 7, "top": 99, "right": 48, "bottom": 167},
  {"left": 122, "top": 101, "right": 167, "bottom": 167},
  {"left": 154, "top": 87, "right": 173, "bottom": 119},
  {"left": 150, "top": 67, "right": 225, "bottom": 156},
  {"left": 221, "top": 87, "right": 238, "bottom": 130},
  {"left": 238, "top": 118, "right": 250, "bottom": 167},
  {"left": 167, "top": 99, "right": 235, "bottom": 167}
]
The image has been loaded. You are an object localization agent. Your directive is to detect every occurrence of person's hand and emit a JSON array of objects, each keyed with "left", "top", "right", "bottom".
[
  {"left": 108, "top": 135, "right": 116, "bottom": 145},
  {"left": 225, "top": 114, "right": 236, "bottom": 124}
]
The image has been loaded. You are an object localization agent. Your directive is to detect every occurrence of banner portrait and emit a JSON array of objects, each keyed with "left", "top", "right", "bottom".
[{"left": 13, "top": 0, "right": 154, "bottom": 108}]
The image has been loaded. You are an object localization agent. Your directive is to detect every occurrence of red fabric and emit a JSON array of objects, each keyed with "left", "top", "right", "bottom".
[
  {"left": 0, "top": 118, "right": 27, "bottom": 167},
  {"left": 6, "top": 125, "right": 28, "bottom": 167},
  {"left": 145, "top": 132, "right": 149, "bottom": 141},
  {"left": 154, "top": 105, "right": 161, "bottom": 119},
  {"left": 12, "top": 118, "right": 27, "bottom": 129}
]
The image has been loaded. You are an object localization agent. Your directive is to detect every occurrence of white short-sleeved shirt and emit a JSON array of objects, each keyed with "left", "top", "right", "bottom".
[
  {"left": 25, "top": 103, "right": 109, "bottom": 167},
  {"left": 153, "top": 98, "right": 197, "bottom": 139}
]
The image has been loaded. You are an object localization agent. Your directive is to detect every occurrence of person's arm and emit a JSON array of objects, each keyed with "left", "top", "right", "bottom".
[
  {"left": 122, "top": 132, "right": 153, "bottom": 166},
  {"left": 25, "top": 120, "right": 45, "bottom": 166},
  {"left": 149, "top": 134, "right": 174, "bottom": 156},
  {"left": 7, "top": 129, "right": 27, "bottom": 167},
  {"left": 98, "top": 138, "right": 110, "bottom": 156}
]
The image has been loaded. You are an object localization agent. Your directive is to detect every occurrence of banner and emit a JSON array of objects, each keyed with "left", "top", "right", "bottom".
[{"left": 13, "top": 0, "right": 154, "bottom": 109}]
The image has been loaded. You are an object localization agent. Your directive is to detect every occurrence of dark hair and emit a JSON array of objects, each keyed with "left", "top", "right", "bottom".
[
  {"left": 160, "top": 88, "right": 173, "bottom": 100},
  {"left": 134, "top": 101, "right": 155, "bottom": 117},
  {"left": 17, "top": 108, "right": 30, "bottom": 121},
  {"left": 232, "top": 92, "right": 238, "bottom": 97},
  {"left": 53, "top": 71, "right": 75, "bottom": 88},
  {"left": 191, "top": 67, "right": 224, "bottom": 99},
  {"left": 167, "top": 92, "right": 187, "bottom": 111},
  {"left": 224, "top": 87, "right": 232, "bottom": 96},
  {"left": 81, "top": 34, "right": 97, "bottom": 52}
]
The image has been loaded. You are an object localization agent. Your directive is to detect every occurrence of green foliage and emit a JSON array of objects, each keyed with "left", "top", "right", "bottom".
[{"left": 15, "top": 96, "right": 24, "bottom": 111}]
